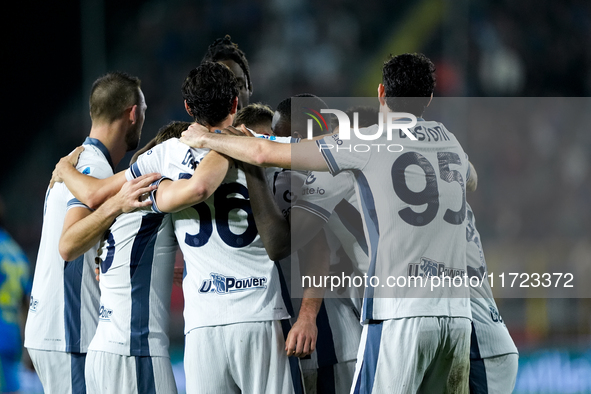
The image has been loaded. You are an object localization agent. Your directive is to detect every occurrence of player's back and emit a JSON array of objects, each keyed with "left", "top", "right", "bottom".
[
  {"left": 319, "top": 120, "right": 471, "bottom": 322},
  {"left": 128, "top": 138, "right": 290, "bottom": 333},
  {"left": 25, "top": 140, "right": 112, "bottom": 353},
  {"left": 88, "top": 209, "right": 177, "bottom": 357}
]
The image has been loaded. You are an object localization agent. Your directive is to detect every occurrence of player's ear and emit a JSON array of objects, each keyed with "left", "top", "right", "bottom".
[
  {"left": 426, "top": 93, "right": 433, "bottom": 108},
  {"left": 378, "top": 84, "right": 386, "bottom": 107},
  {"left": 128, "top": 104, "right": 138, "bottom": 124},
  {"left": 184, "top": 100, "right": 194, "bottom": 117},
  {"left": 230, "top": 97, "right": 239, "bottom": 115}
]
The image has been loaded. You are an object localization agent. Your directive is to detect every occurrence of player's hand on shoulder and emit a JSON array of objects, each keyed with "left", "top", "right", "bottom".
[
  {"left": 236, "top": 124, "right": 254, "bottom": 137},
  {"left": 285, "top": 315, "right": 318, "bottom": 358},
  {"left": 180, "top": 123, "right": 209, "bottom": 148},
  {"left": 111, "top": 172, "right": 161, "bottom": 214},
  {"left": 50, "top": 146, "right": 84, "bottom": 188}
]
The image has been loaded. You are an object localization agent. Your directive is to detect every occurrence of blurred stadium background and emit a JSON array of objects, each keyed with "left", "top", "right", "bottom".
[{"left": 3, "top": 0, "right": 591, "bottom": 392}]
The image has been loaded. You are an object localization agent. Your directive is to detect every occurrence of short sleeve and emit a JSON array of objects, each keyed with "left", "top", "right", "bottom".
[
  {"left": 316, "top": 134, "right": 371, "bottom": 175},
  {"left": 126, "top": 148, "right": 163, "bottom": 181},
  {"left": 294, "top": 171, "right": 355, "bottom": 223}
]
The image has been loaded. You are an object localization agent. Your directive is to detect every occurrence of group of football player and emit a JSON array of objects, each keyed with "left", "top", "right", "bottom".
[{"left": 24, "top": 35, "right": 519, "bottom": 394}]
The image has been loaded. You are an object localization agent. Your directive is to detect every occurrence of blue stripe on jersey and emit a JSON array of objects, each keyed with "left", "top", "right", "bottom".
[
  {"left": 317, "top": 141, "right": 340, "bottom": 174},
  {"left": 84, "top": 137, "right": 114, "bottom": 171},
  {"left": 67, "top": 198, "right": 88, "bottom": 210},
  {"left": 63, "top": 256, "right": 84, "bottom": 353},
  {"left": 317, "top": 364, "right": 336, "bottom": 394},
  {"left": 70, "top": 352, "right": 87, "bottom": 394},
  {"left": 315, "top": 301, "right": 338, "bottom": 368},
  {"left": 280, "top": 319, "right": 305, "bottom": 394},
  {"left": 294, "top": 200, "right": 331, "bottom": 222},
  {"left": 353, "top": 322, "right": 383, "bottom": 394},
  {"left": 274, "top": 261, "right": 295, "bottom": 317},
  {"left": 469, "top": 358, "right": 489, "bottom": 394},
  {"left": 149, "top": 177, "right": 173, "bottom": 214},
  {"left": 130, "top": 162, "right": 142, "bottom": 179},
  {"left": 136, "top": 356, "right": 156, "bottom": 394},
  {"left": 353, "top": 171, "right": 380, "bottom": 322},
  {"left": 129, "top": 213, "right": 164, "bottom": 356},
  {"left": 470, "top": 321, "right": 482, "bottom": 359},
  {"left": 334, "top": 199, "right": 369, "bottom": 256}
]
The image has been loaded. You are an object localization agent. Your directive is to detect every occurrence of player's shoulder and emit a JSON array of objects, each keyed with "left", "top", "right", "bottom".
[
  {"left": 152, "top": 138, "right": 208, "bottom": 159},
  {"left": 77, "top": 143, "right": 112, "bottom": 178}
]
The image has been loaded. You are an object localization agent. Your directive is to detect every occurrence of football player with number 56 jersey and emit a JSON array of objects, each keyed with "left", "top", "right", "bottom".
[{"left": 128, "top": 62, "right": 303, "bottom": 394}]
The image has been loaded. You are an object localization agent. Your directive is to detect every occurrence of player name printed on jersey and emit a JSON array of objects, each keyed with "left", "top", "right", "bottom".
[
  {"left": 25, "top": 138, "right": 113, "bottom": 353},
  {"left": 315, "top": 120, "right": 471, "bottom": 322},
  {"left": 127, "top": 138, "right": 290, "bottom": 333}
]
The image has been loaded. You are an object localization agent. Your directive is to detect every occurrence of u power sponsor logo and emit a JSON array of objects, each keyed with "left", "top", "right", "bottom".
[
  {"left": 199, "top": 273, "right": 268, "bottom": 295},
  {"left": 408, "top": 257, "right": 466, "bottom": 279},
  {"left": 99, "top": 305, "right": 113, "bottom": 321}
]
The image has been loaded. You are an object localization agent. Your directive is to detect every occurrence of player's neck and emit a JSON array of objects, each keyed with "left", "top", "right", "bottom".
[
  {"left": 207, "top": 114, "right": 234, "bottom": 133},
  {"left": 88, "top": 120, "right": 129, "bottom": 168}
]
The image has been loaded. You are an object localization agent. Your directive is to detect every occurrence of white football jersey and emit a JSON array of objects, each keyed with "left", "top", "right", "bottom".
[
  {"left": 126, "top": 138, "right": 290, "bottom": 333},
  {"left": 88, "top": 210, "right": 177, "bottom": 357},
  {"left": 294, "top": 170, "right": 369, "bottom": 275},
  {"left": 25, "top": 138, "right": 112, "bottom": 353},
  {"left": 317, "top": 120, "right": 471, "bottom": 322},
  {"left": 466, "top": 204, "right": 518, "bottom": 358},
  {"left": 272, "top": 169, "right": 363, "bottom": 366}
]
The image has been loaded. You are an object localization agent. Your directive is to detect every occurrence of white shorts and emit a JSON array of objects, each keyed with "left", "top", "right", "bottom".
[
  {"left": 469, "top": 353, "right": 518, "bottom": 394},
  {"left": 303, "top": 360, "right": 356, "bottom": 394},
  {"left": 184, "top": 320, "right": 304, "bottom": 393},
  {"left": 85, "top": 350, "right": 177, "bottom": 394},
  {"left": 351, "top": 317, "right": 471, "bottom": 394},
  {"left": 28, "top": 349, "right": 86, "bottom": 394}
]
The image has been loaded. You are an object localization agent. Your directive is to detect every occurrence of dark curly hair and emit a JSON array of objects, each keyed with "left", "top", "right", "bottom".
[
  {"left": 276, "top": 93, "right": 331, "bottom": 137},
  {"left": 345, "top": 105, "right": 379, "bottom": 128},
  {"left": 382, "top": 53, "right": 436, "bottom": 116},
  {"left": 202, "top": 35, "right": 252, "bottom": 94},
  {"left": 181, "top": 61, "right": 238, "bottom": 127}
]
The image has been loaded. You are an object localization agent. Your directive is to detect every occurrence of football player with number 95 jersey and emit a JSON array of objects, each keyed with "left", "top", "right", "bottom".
[{"left": 179, "top": 53, "right": 474, "bottom": 393}]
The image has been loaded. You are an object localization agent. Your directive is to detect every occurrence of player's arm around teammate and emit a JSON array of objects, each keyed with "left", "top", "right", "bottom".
[
  {"left": 181, "top": 123, "right": 330, "bottom": 171},
  {"left": 51, "top": 148, "right": 130, "bottom": 210},
  {"left": 58, "top": 173, "right": 160, "bottom": 261},
  {"left": 151, "top": 149, "right": 231, "bottom": 213}
]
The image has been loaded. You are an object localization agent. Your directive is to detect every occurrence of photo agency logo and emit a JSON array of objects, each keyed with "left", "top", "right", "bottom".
[{"left": 304, "top": 109, "right": 418, "bottom": 152}]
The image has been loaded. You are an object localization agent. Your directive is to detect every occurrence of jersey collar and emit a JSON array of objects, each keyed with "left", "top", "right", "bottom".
[{"left": 84, "top": 137, "right": 114, "bottom": 171}]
